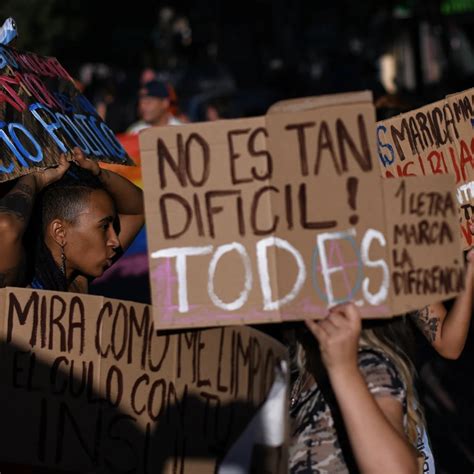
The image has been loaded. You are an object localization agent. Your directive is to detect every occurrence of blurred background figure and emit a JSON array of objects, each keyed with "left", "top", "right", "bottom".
[
  {"left": 140, "top": 67, "right": 158, "bottom": 85},
  {"left": 127, "top": 79, "right": 183, "bottom": 133},
  {"left": 203, "top": 95, "right": 237, "bottom": 121},
  {"left": 80, "top": 63, "right": 136, "bottom": 133}
]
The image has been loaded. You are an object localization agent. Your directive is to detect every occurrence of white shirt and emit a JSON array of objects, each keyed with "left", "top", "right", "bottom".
[{"left": 126, "top": 116, "right": 182, "bottom": 134}]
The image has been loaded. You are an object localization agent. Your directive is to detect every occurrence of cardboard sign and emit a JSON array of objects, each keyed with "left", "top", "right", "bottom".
[
  {"left": 0, "top": 45, "right": 134, "bottom": 182},
  {"left": 383, "top": 174, "right": 464, "bottom": 315},
  {"left": 376, "top": 88, "right": 474, "bottom": 248},
  {"left": 0, "top": 287, "right": 288, "bottom": 473},
  {"left": 140, "top": 92, "right": 464, "bottom": 330}
]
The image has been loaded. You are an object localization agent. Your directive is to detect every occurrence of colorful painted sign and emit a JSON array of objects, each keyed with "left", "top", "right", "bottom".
[{"left": 0, "top": 45, "right": 133, "bottom": 182}]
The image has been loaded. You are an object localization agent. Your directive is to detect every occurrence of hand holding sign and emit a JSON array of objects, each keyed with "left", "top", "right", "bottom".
[
  {"left": 70, "top": 146, "right": 101, "bottom": 176},
  {"left": 305, "top": 303, "right": 361, "bottom": 374},
  {"left": 30, "top": 152, "right": 70, "bottom": 190}
]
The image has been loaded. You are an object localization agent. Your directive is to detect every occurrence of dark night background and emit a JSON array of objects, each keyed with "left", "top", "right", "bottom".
[{"left": 6, "top": 0, "right": 474, "bottom": 118}]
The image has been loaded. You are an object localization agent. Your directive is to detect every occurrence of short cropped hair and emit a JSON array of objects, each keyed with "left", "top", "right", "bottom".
[{"left": 40, "top": 164, "right": 104, "bottom": 230}]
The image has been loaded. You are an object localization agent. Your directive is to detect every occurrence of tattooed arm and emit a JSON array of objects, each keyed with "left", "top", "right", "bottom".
[
  {"left": 0, "top": 174, "right": 38, "bottom": 287},
  {"left": 0, "top": 156, "right": 70, "bottom": 288},
  {"left": 411, "top": 252, "right": 474, "bottom": 359}
]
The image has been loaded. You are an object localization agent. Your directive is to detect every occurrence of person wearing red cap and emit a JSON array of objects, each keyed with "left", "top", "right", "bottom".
[{"left": 126, "top": 79, "right": 182, "bottom": 133}]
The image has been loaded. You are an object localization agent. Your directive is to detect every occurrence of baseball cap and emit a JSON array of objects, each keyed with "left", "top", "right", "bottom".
[{"left": 140, "top": 80, "right": 170, "bottom": 99}]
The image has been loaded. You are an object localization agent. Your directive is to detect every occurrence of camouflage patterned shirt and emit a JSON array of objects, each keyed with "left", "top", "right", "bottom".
[{"left": 289, "top": 348, "right": 406, "bottom": 473}]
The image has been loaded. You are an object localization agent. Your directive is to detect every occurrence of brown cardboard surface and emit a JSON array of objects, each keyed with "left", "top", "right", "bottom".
[
  {"left": 384, "top": 175, "right": 464, "bottom": 315},
  {"left": 141, "top": 116, "right": 283, "bottom": 328},
  {"left": 266, "top": 100, "right": 390, "bottom": 321},
  {"left": 267, "top": 90, "right": 373, "bottom": 113},
  {"left": 376, "top": 89, "right": 474, "bottom": 249},
  {"left": 0, "top": 288, "right": 104, "bottom": 470},
  {"left": 141, "top": 92, "right": 464, "bottom": 330},
  {"left": 0, "top": 45, "right": 133, "bottom": 183},
  {"left": 0, "top": 288, "right": 288, "bottom": 473}
]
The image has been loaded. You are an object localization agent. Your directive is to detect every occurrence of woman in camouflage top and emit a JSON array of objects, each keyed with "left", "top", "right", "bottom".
[{"left": 289, "top": 304, "right": 423, "bottom": 474}]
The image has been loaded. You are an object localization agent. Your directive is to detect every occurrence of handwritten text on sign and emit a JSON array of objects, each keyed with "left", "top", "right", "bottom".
[
  {"left": 141, "top": 93, "right": 464, "bottom": 329},
  {"left": 376, "top": 89, "right": 474, "bottom": 248},
  {"left": 0, "top": 288, "right": 287, "bottom": 473},
  {"left": 0, "top": 45, "right": 133, "bottom": 182}
]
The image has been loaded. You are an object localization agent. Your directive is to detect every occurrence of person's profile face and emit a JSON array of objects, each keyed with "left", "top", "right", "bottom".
[{"left": 64, "top": 190, "right": 119, "bottom": 278}]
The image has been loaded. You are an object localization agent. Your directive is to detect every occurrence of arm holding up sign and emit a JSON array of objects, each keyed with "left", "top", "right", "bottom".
[
  {"left": 71, "top": 147, "right": 144, "bottom": 252},
  {"left": 411, "top": 248, "right": 474, "bottom": 360},
  {"left": 0, "top": 147, "right": 143, "bottom": 292},
  {"left": 0, "top": 156, "right": 70, "bottom": 287},
  {"left": 292, "top": 306, "right": 421, "bottom": 473},
  {"left": 303, "top": 305, "right": 419, "bottom": 474},
  {"left": 25, "top": 147, "right": 144, "bottom": 292}
]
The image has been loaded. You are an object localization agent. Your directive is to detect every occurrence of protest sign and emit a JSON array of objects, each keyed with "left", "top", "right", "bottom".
[
  {"left": 376, "top": 88, "right": 474, "bottom": 248},
  {"left": 0, "top": 287, "right": 288, "bottom": 473},
  {"left": 140, "top": 92, "right": 464, "bottom": 330},
  {"left": 0, "top": 45, "right": 134, "bottom": 182},
  {"left": 384, "top": 174, "right": 464, "bottom": 315}
]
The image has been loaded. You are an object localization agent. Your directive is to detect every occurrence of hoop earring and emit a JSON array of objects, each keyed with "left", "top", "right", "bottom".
[{"left": 60, "top": 244, "right": 66, "bottom": 276}]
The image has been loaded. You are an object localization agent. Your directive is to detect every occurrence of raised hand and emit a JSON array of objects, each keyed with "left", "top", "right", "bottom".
[
  {"left": 305, "top": 303, "right": 362, "bottom": 375},
  {"left": 71, "top": 146, "right": 101, "bottom": 176},
  {"left": 32, "top": 153, "right": 70, "bottom": 191}
]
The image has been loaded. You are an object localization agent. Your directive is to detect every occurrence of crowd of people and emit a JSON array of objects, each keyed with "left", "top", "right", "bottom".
[{"left": 81, "top": 63, "right": 239, "bottom": 136}]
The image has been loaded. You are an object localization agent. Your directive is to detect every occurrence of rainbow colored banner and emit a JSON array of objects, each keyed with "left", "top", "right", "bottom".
[{"left": 101, "top": 133, "right": 143, "bottom": 188}]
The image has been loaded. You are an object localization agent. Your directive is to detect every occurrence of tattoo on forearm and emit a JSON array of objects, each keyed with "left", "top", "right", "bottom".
[
  {"left": 0, "top": 183, "right": 34, "bottom": 221},
  {"left": 413, "top": 306, "right": 440, "bottom": 343}
]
